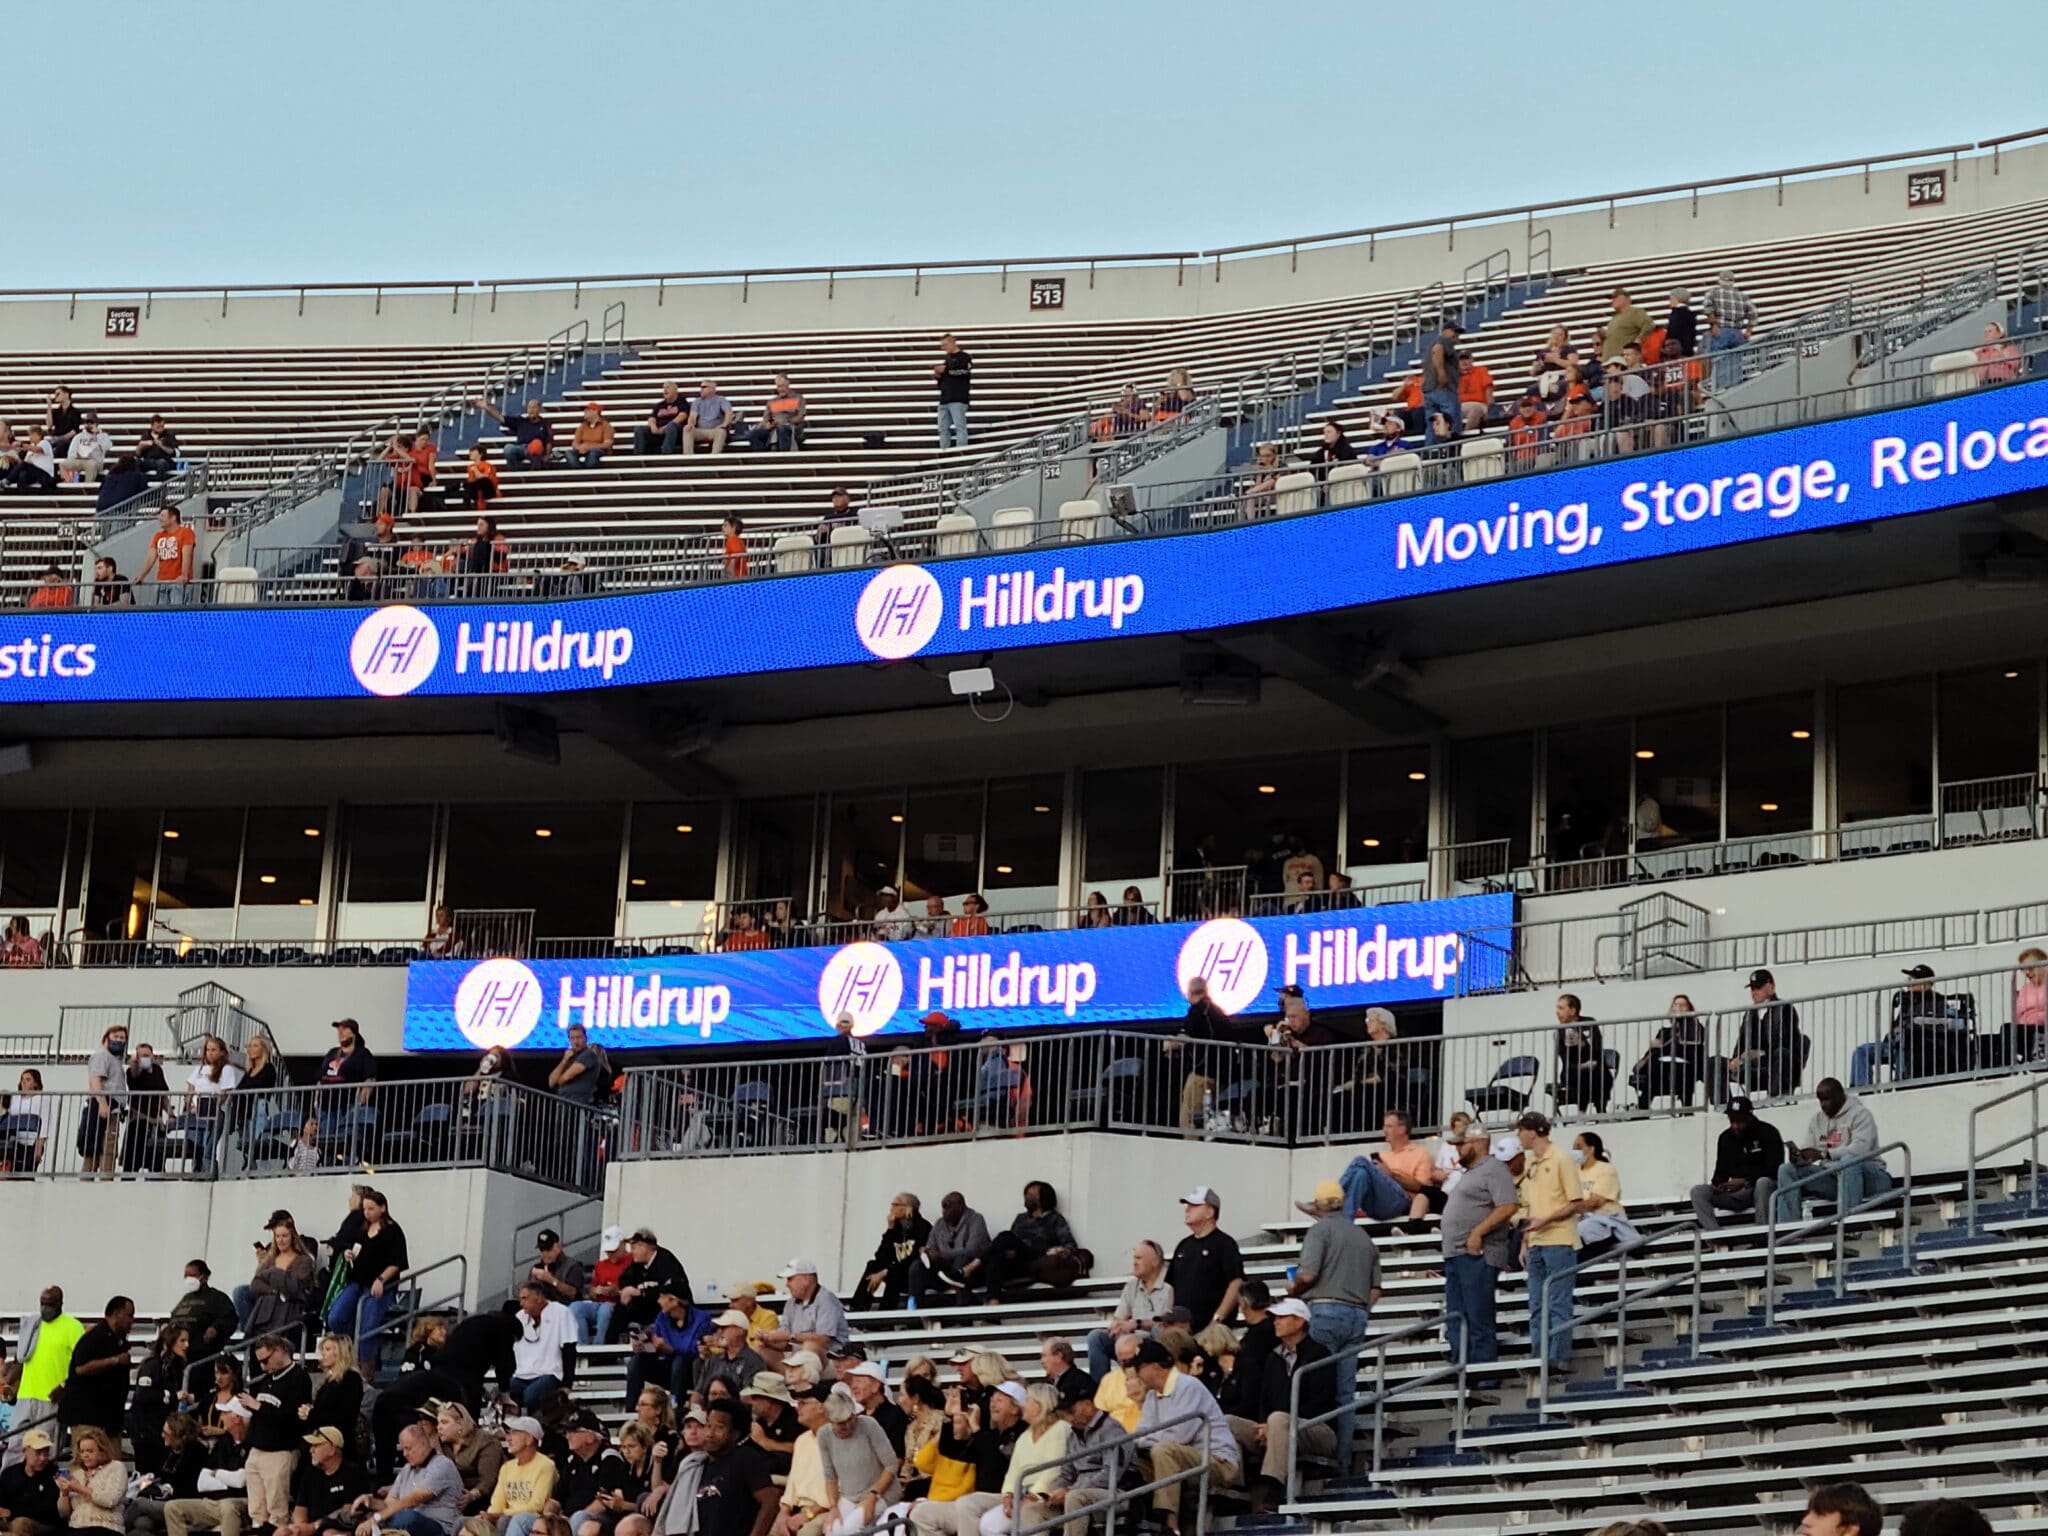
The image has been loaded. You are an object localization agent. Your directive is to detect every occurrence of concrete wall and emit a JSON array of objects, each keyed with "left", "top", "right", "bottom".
[
  {"left": 0, "top": 1165, "right": 572, "bottom": 1315},
  {"left": 3, "top": 147, "right": 2039, "bottom": 352}
]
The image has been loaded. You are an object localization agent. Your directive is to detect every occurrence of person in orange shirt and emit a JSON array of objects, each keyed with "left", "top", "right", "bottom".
[
  {"left": 949, "top": 893, "right": 992, "bottom": 938},
  {"left": 462, "top": 445, "right": 500, "bottom": 510},
  {"left": 1457, "top": 356, "right": 1497, "bottom": 432},
  {"left": 722, "top": 909, "right": 772, "bottom": 951},
  {"left": 409, "top": 432, "right": 438, "bottom": 504},
  {"left": 1390, "top": 374, "right": 1424, "bottom": 435},
  {"left": 746, "top": 375, "right": 807, "bottom": 453},
  {"left": 1506, "top": 393, "right": 1549, "bottom": 468},
  {"left": 27, "top": 564, "right": 75, "bottom": 608},
  {"left": 138, "top": 505, "right": 198, "bottom": 604},
  {"left": 569, "top": 403, "right": 614, "bottom": 467},
  {"left": 722, "top": 514, "right": 750, "bottom": 578}
]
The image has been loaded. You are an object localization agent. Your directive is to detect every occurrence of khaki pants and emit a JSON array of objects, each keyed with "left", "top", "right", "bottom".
[
  {"left": 909, "top": 1492, "right": 1001, "bottom": 1536},
  {"left": 60, "top": 457, "right": 103, "bottom": 483},
  {"left": 1179, "top": 1073, "right": 1214, "bottom": 1133},
  {"left": 1138, "top": 1443, "right": 1239, "bottom": 1520},
  {"left": 164, "top": 1498, "right": 248, "bottom": 1536},
  {"left": 244, "top": 1447, "right": 298, "bottom": 1526},
  {"left": 681, "top": 426, "right": 727, "bottom": 454},
  {"left": 1056, "top": 1487, "right": 1111, "bottom": 1536},
  {"left": 1227, "top": 1412, "right": 1336, "bottom": 1484},
  {"left": 85, "top": 1112, "right": 121, "bottom": 1177}
]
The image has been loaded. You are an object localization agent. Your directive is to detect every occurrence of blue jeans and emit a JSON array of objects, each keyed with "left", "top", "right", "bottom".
[
  {"left": 232, "top": 1284, "right": 255, "bottom": 1330},
  {"left": 634, "top": 423, "right": 681, "bottom": 454},
  {"left": 570, "top": 449, "right": 605, "bottom": 467},
  {"left": 503, "top": 444, "right": 545, "bottom": 468},
  {"left": 1524, "top": 1245, "right": 1576, "bottom": 1366},
  {"left": 937, "top": 402, "right": 970, "bottom": 448},
  {"left": 1443, "top": 1254, "right": 1501, "bottom": 1365},
  {"left": 1423, "top": 388, "right": 1461, "bottom": 445},
  {"left": 509, "top": 1374, "right": 560, "bottom": 1409},
  {"left": 1773, "top": 1155, "right": 1893, "bottom": 1223},
  {"left": 1339, "top": 1156, "right": 1414, "bottom": 1221},
  {"left": 1086, "top": 1327, "right": 1118, "bottom": 1380},
  {"left": 384, "top": 1512, "right": 446, "bottom": 1536},
  {"left": 1709, "top": 325, "right": 1744, "bottom": 389},
  {"left": 153, "top": 581, "right": 192, "bottom": 607},
  {"left": 569, "top": 1299, "right": 614, "bottom": 1346},
  {"left": 505, "top": 1515, "right": 543, "bottom": 1536},
  {"left": 1306, "top": 1299, "right": 1368, "bottom": 1471},
  {"left": 328, "top": 1282, "right": 389, "bottom": 1349},
  {"left": 1849, "top": 1039, "right": 1892, "bottom": 1088}
]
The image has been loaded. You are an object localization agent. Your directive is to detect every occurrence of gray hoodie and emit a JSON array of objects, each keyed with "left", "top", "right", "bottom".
[{"left": 1806, "top": 1095, "right": 1879, "bottom": 1164}]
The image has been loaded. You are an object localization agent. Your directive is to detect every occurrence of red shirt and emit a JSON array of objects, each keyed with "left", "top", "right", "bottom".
[
  {"left": 723, "top": 532, "right": 749, "bottom": 578},
  {"left": 949, "top": 916, "right": 991, "bottom": 938},
  {"left": 723, "top": 929, "right": 770, "bottom": 952},
  {"left": 28, "top": 584, "right": 73, "bottom": 608}
]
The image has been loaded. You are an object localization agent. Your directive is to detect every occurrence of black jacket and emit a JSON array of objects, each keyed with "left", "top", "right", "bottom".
[
  {"left": 939, "top": 1418, "right": 1021, "bottom": 1493},
  {"left": 248, "top": 1363, "right": 313, "bottom": 1452},
  {"left": 1240, "top": 1334, "right": 1335, "bottom": 1423},
  {"left": 1710, "top": 1119, "right": 1787, "bottom": 1185},
  {"left": 618, "top": 1246, "right": 691, "bottom": 1327},
  {"left": 0, "top": 1461, "right": 60, "bottom": 1527},
  {"left": 438, "top": 1313, "right": 521, "bottom": 1396}
]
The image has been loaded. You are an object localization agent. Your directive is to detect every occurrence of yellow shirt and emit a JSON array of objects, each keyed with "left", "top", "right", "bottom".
[
  {"left": 913, "top": 1435, "right": 978, "bottom": 1502},
  {"left": 1002, "top": 1421, "right": 1072, "bottom": 1498},
  {"left": 1579, "top": 1158, "right": 1624, "bottom": 1216},
  {"left": 19, "top": 1313, "right": 84, "bottom": 1400},
  {"left": 782, "top": 1431, "right": 828, "bottom": 1512},
  {"left": 1094, "top": 1367, "right": 1141, "bottom": 1433},
  {"left": 1519, "top": 1145, "right": 1583, "bottom": 1248},
  {"left": 488, "top": 1454, "right": 557, "bottom": 1514}
]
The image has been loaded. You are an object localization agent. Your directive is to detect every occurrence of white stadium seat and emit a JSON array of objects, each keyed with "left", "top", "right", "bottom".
[
  {"left": 1929, "top": 349, "right": 1979, "bottom": 397},
  {"left": 1460, "top": 436, "right": 1506, "bottom": 480},
  {"left": 989, "top": 507, "right": 1036, "bottom": 551},
  {"left": 933, "top": 512, "right": 980, "bottom": 557},
  {"left": 1326, "top": 461, "right": 1371, "bottom": 507},
  {"left": 214, "top": 566, "right": 260, "bottom": 604},
  {"left": 772, "top": 534, "right": 815, "bottom": 574},
  {"left": 1274, "top": 471, "right": 1317, "bottom": 517},
  {"left": 1376, "top": 451, "right": 1422, "bottom": 497},
  {"left": 1059, "top": 499, "right": 1105, "bottom": 540},
  {"left": 827, "top": 524, "right": 871, "bottom": 568}
]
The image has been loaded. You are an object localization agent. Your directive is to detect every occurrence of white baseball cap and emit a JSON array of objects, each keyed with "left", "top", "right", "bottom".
[
  {"left": 778, "top": 1258, "right": 819, "bottom": 1278},
  {"left": 994, "top": 1382, "right": 1028, "bottom": 1406},
  {"left": 1268, "top": 1298, "right": 1310, "bottom": 1321},
  {"left": 848, "top": 1361, "right": 887, "bottom": 1383},
  {"left": 601, "top": 1225, "right": 625, "bottom": 1251},
  {"left": 504, "top": 1416, "right": 543, "bottom": 1440},
  {"left": 1493, "top": 1135, "right": 1523, "bottom": 1163},
  {"left": 1179, "top": 1186, "right": 1221, "bottom": 1213}
]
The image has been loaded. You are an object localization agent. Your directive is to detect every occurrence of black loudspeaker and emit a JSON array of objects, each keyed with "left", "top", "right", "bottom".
[{"left": 493, "top": 703, "right": 560, "bottom": 765}]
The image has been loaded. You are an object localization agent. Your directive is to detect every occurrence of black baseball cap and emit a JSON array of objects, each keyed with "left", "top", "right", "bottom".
[
  {"left": 537, "top": 1229, "right": 561, "bottom": 1249},
  {"left": 1726, "top": 1096, "right": 1755, "bottom": 1121},
  {"left": 1277, "top": 984, "right": 1304, "bottom": 999},
  {"left": 1746, "top": 969, "right": 1774, "bottom": 989},
  {"left": 827, "top": 1342, "right": 867, "bottom": 1362},
  {"left": 567, "top": 1409, "right": 606, "bottom": 1436},
  {"left": 1902, "top": 964, "right": 1935, "bottom": 980}
]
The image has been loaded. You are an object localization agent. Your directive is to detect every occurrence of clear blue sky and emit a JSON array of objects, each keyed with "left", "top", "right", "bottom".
[{"left": 7, "top": 0, "right": 2035, "bottom": 290}]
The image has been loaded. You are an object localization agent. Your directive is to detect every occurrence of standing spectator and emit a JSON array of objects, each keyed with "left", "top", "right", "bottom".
[
  {"left": 933, "top": 335, "right": 973, "bottom": 449},
  {"left": 909, "top": 1192, "right": 989, "bottom": 1305},
  {"left": 849, "top": 1194, "right": 932, "bottom": 1313},
  {"left": 720, "top": 517, "right": 749, "bottom": 580},
  {"left": 239, "top": 1213, "right": 319, "bottom": 1340},
  {"left": 4, "top": 1068, "right": 53, "bottom": 1171},
  {"left": 1598, "top": 288, "right": 1653, "bottom": 361},
  {"left": 79, "top": 1025, "right": 131, "bottom": 1179},
  {"left": 320, "top": 1020, "right": 378, "bottom": 1106},
  {"left": 54, "top": 1427, "right": 124, "bottom": 1536},
  {"left": 747, "top": 377, "right": 806, "bottom": 453},
  {"left": 1774, "top": 1078, "right": 1890, "bottom": 1224},
  {"left": 136, "top": 417, "right": 180, "bottom": 480},
  {"left": 634, "top": 384, "right": 688, "bottom": 455},
  {"left": 137, "top": 508, "right": 198, "bottom": 607},
  {"left": 1688, "top": 1096, "right": 1785, "bottom": 1230},
  {"left": 1439, "top": 1132, "right": 1521, "bottom": 1367},
  {"left": 1286, "top": 1182, "right": 1379, "bottom": 1463},
  {"left": 1730, "top": 969, "right": 1805, "bottom": 1100},
  {"left": 1417, "top": 320, "right": 1463, "bottom": 447},
  {"left": 59, "top": 415, "right": 112, "bottom": 484},
  {"left": 508, "top": 1285, "right": 576, "bottom": 1411},
  {"left": 1083, "top": 1242, "right": 1171, "bottom": 1380},
  {"left": 302, "top": 1336, "right": 362, "bottom": 1451},
  {"left": 326, "top": 1189, "right": 407, "bottom": 1347},
  {"left": 88, "top": 558, "right": 134, "bottom": 607},
  {"left": 1553, "top": 994, "right": 1612, "bottom": 1113},
  {"left": 1165, "top": 1188, "right": 1243, "bottom": 1331},
  {"left": 239, "top": 1334, "right": 310, "bottom": 1536},
  {"left": 10, "top": 1288, "right": 84, "bottom": 1468},
  {"left": 681, "top": 384, "right": 733, "bottom": 456},
  {"left": 569, "top": 406, "right": 613, "bottom": 469},
  {"left": 1129, "top": 1341, "right": 1238, "bottom": 1534},
  {"left": 169, "top": 1264, "right": 237, "bottom": 1359},
  {"left": 475, "top": 400, "right": 555, "bottom": 469},
  {"left": 547, "top": 1027, "right": 608, "bottom": 1109},
  {"left": 59, "top": 1299, "right": 135, "bottom": 1445},
  {"left": 1702, "top": 271, "right": 1758, "bottom": 389},
  {"left": 1665, "top": 292, "right": 1699, "bottom": 358},
  {"left": 1515, "top": 1112, "right": 1584, "bottom": 1375},
  {"left": 121, "top": 1043, "right": 171, "bottom": 1175}
]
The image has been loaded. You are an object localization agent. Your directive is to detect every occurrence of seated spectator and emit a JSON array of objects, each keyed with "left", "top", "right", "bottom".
[
  {"left": 1152, "top": 369, "right": 1196, "bottom": 421},
  {"left": 136, "top": 417, "right": 180, "bottom": 480},
  {"left": 345, "top": 557, "right": 385, "bottom": 604},
  {"left": 1688, "top": 1096, "right": 1784, "bottom": 1230},
  {"left": 1886, "top": 964, "right": 1963, "bottom": 1082},
  {"left": 574, "top": 1420, "right": 650, "bottom": 1536},
  {"left": 916, "top": 896, "right": 952, "bottom": 938},
  {"left": 572, "top": 1228, "right": 629, "bottom": 1347},
  {"left": 429, "top": 1404, "right": 502, "bottom": 1520},
  {"left": 907, "top": 1191, "right": 989, "bottom": 1305},
  {"left": 908, "top": 1379, "right": 1021, "bottom": 1536},
  {"left": 949, "top": 896, "right": 990, "bottom": 939},
  {"left": 1095, "top": 386, "right": 1148, "bottom": 441},
  {"left": 1505, "top": 393, "right": 1548, "bottom": 468},
  {"left": 458, "top": 519, "right": 511, "bottom": 593},
  {"left": 131, "top": 1413, "right": 207, "bottom": 1536},
  {"left": 1079, "top": 892, "right": 1113, "bottom": 929},
  {"left": 551, "top": 1412, "right": 628, "bottom": 1536},
  {"left": 1222, "top": 1299, "right": 1330, "bottom": 1512},
  {"left": 1571, "top": 1132, "right": 1632, "bottom": 1260},
  {"left": 1305, "top": 420, "right": 1357, "bottom": 480},
  {"left": 1553, "top": 994, "right": 1612, "bottom": 1112},
  {"left": 474, "top": 399, "right": 554, "bottom": 470},
  {"left": 60, "top": 414, "right": 113, "bottom": 484},
  {"left": 165, "top": 1397, "right": 251, "bottom": 1536},
  {"left": 1802, "top": 1481, "right": 1884, "bottom": 1536},
  {"left": 27, "top": 567, "right": 74, "bottom": 609},
  {"left": 3, "top": 435, "right": 58, "bottom": 492},
  {"left": 1129, "top": 1340, "right": 1238, "bottom": 1534},
  {"left": 57, "top": 1428, "right": 125, "bottom": 1535},
  {"left": 1552, "top": 391, "right": 1598, "bottom": 455},
  {"left": 696, "top": 1311, "right": 766, "bottom": 1401},
  {"left": 778, "top": 1262, "right": 848, "bottom": 1355},
  {"left": 1774, "top": 1078, "right": 1890, "bottom": 1224},
  {"left": 818, "top": 487, "right": 858, "bottom": 544},
  {"left": 569, "top": 406, "right": 613, "bottom": 469},
  {"left": 1629, "top": 995, "right": 1707, "bottom": 1109},
  {"left": 84, "top": 557, "right": 134, "bottom": 608},
  {"left": 278, "top": 1424, "right": 370, "bottom": 1536},
  {"left": 461, "top": 448, "right": 500, "bottom": 510},
  {"left": 748, "top": 377, "right": 807, "bottom": 453},
  {"left": 682, "top": 384, "right": 733, "bottom": 456},
  {"left": 466, "top": 1416, "right": 554, "bottom": 1536},
  {"left": 871, "top": 888, "right": 915, "bottom": 942},
  {"left": 376, "top": 435, "right": 421, "bottom": 526},
  {"left": 1241, "top": 441, "right": 1281, "bottom": 517},
  {"left": 634, "top": 385, "right": 689, "bottom": 455},
  {"left": 1363, "top": 413, "right": 1409, "bottom": 465},
  {"left": 625, "top": 1285, "right": 706, "bottom": 1404},
  {"left": 720, "top": 910, "right": 771, "bottom": 952},
  {"left": 1388, "top": 374, "right": 1424, "bottom": 436},
  {"left": 1531, "top": 326, "right": 1579, "bottom": 398},
  {"left": 43, "top": 388, "right": 81, "bottom": 460},
  {"left": 1457, "top": 353, "right": 1496, "bottom": 432},
  {"left": 1333, "top": 1111, "right": 1439, "bottom": 1222},
  {"left": 1730, "top": 969, "right": 1805, "bottom": 1099},
  {"left": 1112, "top": 887, "right": 1154, "bottom": 926},
  {"left": 1976, "top": 321, "right": 2021, "bottom": 385},
  {"left": 95, "top": 455, "right": 149, "bottom": 511},
  {"left": 1899, "top": 1500, "right": 1992, "bottom": 1536},
  {"left": 2014, "top": 947, "right": 2047, "bottom": 1064},
  {"left": 815, "top": 1385, "right": 897, "bottom": 1535},
  {"left": 976, "top": 1383, "right": 1064, "bottom": 1536},
  {"left": 850, "top": 1194, "right": 933, "bottom": 1314}
]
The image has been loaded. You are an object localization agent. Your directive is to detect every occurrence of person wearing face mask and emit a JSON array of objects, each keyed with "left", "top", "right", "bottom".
[
  {"left": 122, "top": 1042, "right": 173, "bottom": 1175},
  {"left": 78, "top": 1027, "right": 131, "bottom": 1179},
  {"left": 169, "top": 1264, "right": 239, "bottom": 1358},
  {"left": 4, "top": 1288, "right": 83, "bottom": 1472},
  {"left": 1569, "top": 1133, "right": 1634, "bottom": 1261}
]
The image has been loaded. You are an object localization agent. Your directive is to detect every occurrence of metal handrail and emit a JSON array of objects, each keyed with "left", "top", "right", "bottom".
[
  {"left": 1286, "top": 1311, "right": 1466, "bottom": 1501},
  {"left": 1965, "top": 1076, "right": 2047, "bottom": 1231},
  {"left": 1762, "top": 1139, "right": 1915, "bottom": 1325},
  {"left": 354, "top": 1251, "right": 470, "bottom": 1366},
  {"left": 1534, "top": 1217, "right": 1707, "bottom": 1407}
]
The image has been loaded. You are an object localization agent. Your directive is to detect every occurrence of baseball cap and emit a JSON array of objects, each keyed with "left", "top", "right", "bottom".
[
  {"left": 1180, "top": 1185, "right": 1221, "bottom": 1213},
  {"left": 847, "top": 1361, "right": 887, "bottom": 1383},
  {"left": 1267, "top": 1298, "right": 1310, "bottom": 1321},
  {"left": 657, "top": 1281, "right": 689, "bottom": 1301},
  {"left": 828, "top": 1342, "right": 867, "bottom": 1362},
  {"left": 567, "top": 1409, "right": 606, "bottom": 1436},
  {"left": 1747, "top": 969, "right": 1774, "bottom": 989},
  {"left": 713, "top": 1309, "right": 752, "bottom": 1329},
  {"left": 920, "top": 1011, "right": 954, "bottom": 1027},
  {"left": 1492, "top": 1134, "right": 1523, "bottom": 1163},
  {"left": 304, "top": 1426, "right": 345, "bottom": 1450},
  {"left": 1727, "top": 1096, "right": 1756, "bottom": 1120},
  {"left": 1277, "top": 984, "right": 1304, "bottom": 999},
  {"left": 503, "top": 1416, "right": 543, "bottom": 1440},
  {"left": 221, "top": 1400, "right": 253, "bottom": 1421},
  {"left": 784, "top": 1349, "right": 825, "bottom": 1380},
  {"left": 1133, "top": 1340, "right": 1174, "bottom": 1369},
  {"left": 20, "top": 1429, "right": 53, "bottom": 1451},
  {"left": 1902, "top": 963, "right": 1936, "bottom": 980},
  {"left": 778, "top": 1258, "right": 819, "bottom": 1279},
  {"left": 537, "top": 1229, "right": 560, "bottom": 1249},
  {"left": 684, "top": 1405, "right": 710, "bottom": 1426},
  {"left": 601, "top": 1225, "right": 625, "bottom": 1252},
  {"left": 993, "top": 1382, "right": 1028, "bottom": 1406},
  {"left": 948, "top": 1348, "right": 975, "bottom": 1364},
  {"left": 1310, "top": 1179, "right": 1344, "bottom": 1210}
]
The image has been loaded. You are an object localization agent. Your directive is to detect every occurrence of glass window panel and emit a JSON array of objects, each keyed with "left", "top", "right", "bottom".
[
  {"left": 1173, "top": 754, "right": 1340, "bottom": 901},
  {"left": 240, "top": 807, "right": 325, "bottom": 908},
  {"left": 155, "top": 807, "right": 244, "bottom": 941},
  {"left": 1347, "top": 746, "right": 1431, "bottom": 871},
  {"left": 824, "top": 791, "right": 903, "bottom": 919},
  {"left": 82, "top": 808, "right": 161, "bottom": 948},
  {"left": 1449, "top": 732, "right": 1532, "bottom": 869},
  {"left": 1544, "top": 724, "right": 1631, "bottom": 861},
  {"left": 734, "top": 797, "right": 817, "bottom": 915},
  {"left": 1939, "top": 663, "right": 2038, "bottom": 783},
  {"left": 625, "top": 803, "right": 723, "bottom": 902},
  {"left": 1632, "top": 709, "right": 1721, "bottom": 849},
  {"left": 1, "top": 812, "right": 71, "bottom": 913},
  {"left": 1835, "top": 678, "right": 1932, "bottom": 822},
  {"left": 1081, "top": 768, "right": 1163, "bottom": 888},
  {"left": 343, "top": 806, "right": 436, "bottom": 904},
  {"left": 984, "top": 777, "right": 1063, "bottom": 902},
  {"left": 443, "top": 802, "right": 624, "bottom": 938},
  {"left": 902, "top": 786, "right": 984, "bottom": 906},
  {"left": 1727, "top": 694, "right": 1814, "bottom": 839}
]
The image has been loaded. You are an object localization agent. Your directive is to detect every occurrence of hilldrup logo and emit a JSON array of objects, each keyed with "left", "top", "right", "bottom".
[
  {"left": 818, "top": 941, "right": 905, "bottom": 1034},
  {"left": 350, "top": 606, "right": 441, "bottom": 696},
  {"left": 1281, "top": 923, "right": 1466, "bottom": 992},
  {"left": 856, "top": 566, "right": 945, "bottom": 660},
  {"left": 452, "top": 958, "right": 544, "bottom": 1048},
  {"left": 1176, "top": 918, "right": 1270, "bottom": 1015}
]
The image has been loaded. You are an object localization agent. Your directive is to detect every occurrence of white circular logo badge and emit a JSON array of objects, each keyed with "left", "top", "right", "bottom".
[
  {"left": 349, "top": 605, "right": 442, "bottom": 697},
  {"left": 855, "top": 565, "right": 945, "bottom": 661},
  {"left": 816, "top": 941, "right": 905, "bottom": 1036},
  {"left": 1176, "top": 918, "right": 1271, "bottom": 1016},
  {"left": 452, "top": 958, "right": 545, "bottom": 1050}
]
